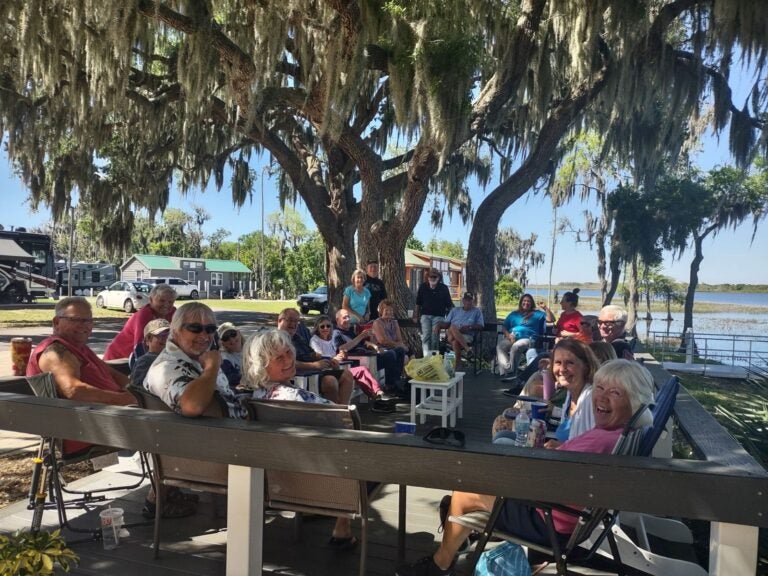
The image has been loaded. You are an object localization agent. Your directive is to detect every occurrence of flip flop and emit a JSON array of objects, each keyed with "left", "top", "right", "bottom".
[{"left": 328, "top": 536, "right": 358, "bottom": 551}]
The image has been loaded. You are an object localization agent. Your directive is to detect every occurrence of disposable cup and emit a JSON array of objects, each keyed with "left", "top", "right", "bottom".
[
  {"left": 531, "top": 402, "right": 548, "bottom": 421},
  {"left": 99, "top": 507, "right": 124, "bottom": 550},
  {"left": 394, "top": 421, "right": 417, "bottom": 434}
]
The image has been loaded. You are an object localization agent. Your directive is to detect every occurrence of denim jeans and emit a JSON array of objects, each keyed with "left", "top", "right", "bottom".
[{"left": 420, "top": 314, "right": 444, "bottom": 356}]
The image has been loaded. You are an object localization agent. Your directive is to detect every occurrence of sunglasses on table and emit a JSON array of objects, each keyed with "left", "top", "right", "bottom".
[
  {"left": 182, "top": 323, "right": 218, "bottom": 334},
  {"left": 423, "top": 427, "right": 466, "bottom": 448},
  {"left": 221, "top": 330, "right": 238, "bottom": 341}
]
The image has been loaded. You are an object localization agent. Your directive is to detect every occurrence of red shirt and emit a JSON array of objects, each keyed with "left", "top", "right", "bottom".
[
  {"left": 103, "top": 305, "right": 175, "bottom": 360},
  {"left": 27, "top": 336, "right": 124, "bottom": 455},
  {"left": 556, "top": 310, "right": 582, "bottom": 336}
]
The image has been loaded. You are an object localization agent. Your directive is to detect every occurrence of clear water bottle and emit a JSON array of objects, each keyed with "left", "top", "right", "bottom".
[
  {"left": 444, "top": 353, "right": 455, "bottom": 377},
  {"left": 514, "top": 410, "right": 530, "bottom": 447}
]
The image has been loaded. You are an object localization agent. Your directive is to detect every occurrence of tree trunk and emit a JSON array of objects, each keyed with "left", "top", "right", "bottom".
[
  {"left": 682, "top": 232, "right": 705, "bottom": 338},
  {"left": 626, "top": 254, "right": 639, "bottom": 337},
  {"left": 604, "top": 239, "right": 622, "bottom": 306}
]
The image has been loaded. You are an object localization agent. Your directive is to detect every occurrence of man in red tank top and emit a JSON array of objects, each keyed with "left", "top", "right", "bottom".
[{"left": 27, "top": 296, "right": 135, "bottom": 454}]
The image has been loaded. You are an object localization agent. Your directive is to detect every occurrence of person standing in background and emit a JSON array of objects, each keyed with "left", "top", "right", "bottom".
[{"left": 364, "top": 259, "right": 387, "bottom": 321}]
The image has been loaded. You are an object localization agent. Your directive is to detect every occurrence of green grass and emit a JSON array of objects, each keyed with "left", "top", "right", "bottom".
[{"left": 0, "top": 298, "right": 306, "bottom": 327}]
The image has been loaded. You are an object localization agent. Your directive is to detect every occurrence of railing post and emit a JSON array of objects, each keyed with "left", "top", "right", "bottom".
[
  {"left": 685, "top": 328, "right": 694, "bottom": 364},
  {"left": 709, "top": 522, "right": 758, "bottom": 575},
  {"left": 226, "top": 464, "right": 265, "bottom": 576}
]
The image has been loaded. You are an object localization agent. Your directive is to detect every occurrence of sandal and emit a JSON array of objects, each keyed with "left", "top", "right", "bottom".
[
  {"left": 328, "top": 536, "right": 358, "bottom": 551},
  {"left": 142, "top": 497, "right": 197, "bottom": 519}
]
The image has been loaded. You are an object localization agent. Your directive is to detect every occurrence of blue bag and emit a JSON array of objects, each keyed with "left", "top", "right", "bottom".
[{"left": 474, "top": 542, "right": 531, "bottom": 576}]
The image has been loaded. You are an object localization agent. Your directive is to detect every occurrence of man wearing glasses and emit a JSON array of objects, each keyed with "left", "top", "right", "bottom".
[
  {"left": 27, "top": 296, "right": 135, "bottom": 407},
  {"left": 598, "top": 305, "right": 634, "bottom": 360},
  {"left": 145, "top": 302, "right": 247, "bottom": 418},
  {"left": 27, "top": 297, "right": 136, "bottom": 454}
]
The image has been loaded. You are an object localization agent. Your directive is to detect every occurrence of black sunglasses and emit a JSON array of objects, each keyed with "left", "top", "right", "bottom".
[
  {"left": 318, "top": 324, "right": 332, "bottom": 329},
  {"left": 423, "top": 427, "right": 466, "bottom": 448},
  {"left": 221, "top": 330, "right": 238, "bottom": 341},
  {"left": 183, "top": 323, "right": 218, "bottom": 334}
]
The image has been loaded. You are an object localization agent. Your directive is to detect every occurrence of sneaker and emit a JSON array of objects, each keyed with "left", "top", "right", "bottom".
[{"left": 396, "top": 555, "right": 454, "bottom": 576}]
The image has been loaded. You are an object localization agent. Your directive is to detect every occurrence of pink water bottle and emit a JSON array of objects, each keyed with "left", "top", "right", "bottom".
[{"left": 542, "top": 369, "right": 555, "bottom": 401}]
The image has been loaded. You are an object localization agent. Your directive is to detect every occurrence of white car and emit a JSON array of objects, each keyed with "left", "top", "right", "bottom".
[
  {"left": 95, "top": 281, "right": 152, "bottom": 313},
  {"left": 142, "top": 277, "right": 199, "bottom": 299}
]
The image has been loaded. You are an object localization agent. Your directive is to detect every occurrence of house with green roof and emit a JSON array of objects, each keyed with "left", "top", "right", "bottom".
[{"left": 121, "top": 254, "right": 251, "bottom": 295}]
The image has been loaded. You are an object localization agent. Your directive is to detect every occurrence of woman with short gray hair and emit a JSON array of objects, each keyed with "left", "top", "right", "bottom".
[
  {"left": 240, "top": 329, "right": 329, "bottom": 404},
  {"left": 103, "top": 282, "right": 177, "bottom": 360},
  {"left": 145, "top": 302, "right": 247, "bottom": 419}
]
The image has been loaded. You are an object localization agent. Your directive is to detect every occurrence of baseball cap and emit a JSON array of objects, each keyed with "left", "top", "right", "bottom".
[
  {"left": 217, "top": 322, "right": 238, "bottom": 339},
  {"left": 463, "top": 292, "right": 474, "bottom": 300},
  {"left": 144, "top": 318, "right": 170, "bottom": 339}
]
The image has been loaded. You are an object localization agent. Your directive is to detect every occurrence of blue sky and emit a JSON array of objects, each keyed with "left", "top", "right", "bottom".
[{"left": 1, "top": 140, "right": 766, "bottom": 286}]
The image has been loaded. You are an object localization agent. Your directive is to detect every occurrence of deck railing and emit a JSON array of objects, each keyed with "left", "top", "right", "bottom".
[{"left": 645, "top": 329, "right": 768, "bottom": 375}]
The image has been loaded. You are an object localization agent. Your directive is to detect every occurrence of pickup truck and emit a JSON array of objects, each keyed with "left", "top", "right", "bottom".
[{"left": 297, "top": 286, "right": 328, "bottom": 314}]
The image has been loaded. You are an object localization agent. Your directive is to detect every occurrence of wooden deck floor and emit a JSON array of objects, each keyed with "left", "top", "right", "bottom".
[{"left": 0, "top": 366, "right": 628, "bottom": 575}]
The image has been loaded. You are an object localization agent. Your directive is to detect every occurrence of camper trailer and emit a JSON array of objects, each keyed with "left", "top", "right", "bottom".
[{"left": 57, "top": 262, "right": 119, "bottom": 295}]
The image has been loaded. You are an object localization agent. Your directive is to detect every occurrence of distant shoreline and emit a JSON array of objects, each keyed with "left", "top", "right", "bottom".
[{"left": 528, "top": 283, "right": 768, "bottom": 293}]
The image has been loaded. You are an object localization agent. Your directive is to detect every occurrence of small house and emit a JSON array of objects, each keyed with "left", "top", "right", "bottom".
[
  {"left": 404, "top": 248, "right": 465, "bottom": 301},
  {"left": 121, "top": 254, "right": 251, "bottom": 295}
]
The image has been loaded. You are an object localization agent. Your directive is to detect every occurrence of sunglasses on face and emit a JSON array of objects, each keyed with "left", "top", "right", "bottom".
[
  {"left": 182, "top": 323, "right": 217, "bottom": 334},
  {"left": 423, "top": 427, "right": 466, "bottom": 448},
  {"left": 580, "top": 321, "right": 592, "bottom": 326},
  {"left": 318, "top": 324, "right": 332, "bottom": 329},
  {"left": 598, "top": 320, "right": 623, "bottom": 327},
  {"left": 221, "top": 330, "right": 238, "bottom": 342}
]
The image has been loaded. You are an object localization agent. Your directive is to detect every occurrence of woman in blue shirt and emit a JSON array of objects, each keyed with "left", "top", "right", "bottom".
[
  {"left": 496, "top": 294, "right": 546, "bottom": 381},
  {"left": 342, "top": 268, "right": 371, "bottom": 326}
]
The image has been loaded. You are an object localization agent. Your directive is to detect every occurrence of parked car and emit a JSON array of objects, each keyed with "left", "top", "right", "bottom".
[
  {"left": 95, "top": 281, "right": 152, "bottom": 313},
  {"left": 297, "top": 286, "right": 328, "bottom": 314},
  {"left": 142, "top": 277, "right": 199, "bottom": 299}
]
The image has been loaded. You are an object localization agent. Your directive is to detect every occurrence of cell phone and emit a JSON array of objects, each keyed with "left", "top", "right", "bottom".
[{"left": 210, "top": 333, "right": 220, "bottom": 351}]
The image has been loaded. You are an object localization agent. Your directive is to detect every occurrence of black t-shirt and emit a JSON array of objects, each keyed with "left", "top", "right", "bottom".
[
  {"left": 292, "top": 324, "right": 317, "bottom": 362},
  {"left": 609, "top": 338, "right": 634, "bottom": 359},
  {"left": 364, "top": 275, "right": 387, "bottom": 319},
  {"left": 415, "top": 282, "right": 454, "bottom": 316}
]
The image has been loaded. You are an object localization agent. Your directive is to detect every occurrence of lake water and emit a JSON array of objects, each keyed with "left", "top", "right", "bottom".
[
  {"left": 525, "top": 289, "right": 768, "bottom": 364},
  {"left": 528, "top": 288, "right": 768, "bottom": 308}
]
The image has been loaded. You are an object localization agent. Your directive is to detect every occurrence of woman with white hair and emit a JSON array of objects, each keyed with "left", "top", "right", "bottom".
[
  {"left": 397, "top": 359, "right": 655, "bottom": 576},
  {"left": 240, "top": 329, "right": 360, "bottom": 549},
  {"left": 240, "top": 329, "right": 329, "bottom": 404},
  {"left": 145, "top": 302, "right": 246, "bottom": 419}
]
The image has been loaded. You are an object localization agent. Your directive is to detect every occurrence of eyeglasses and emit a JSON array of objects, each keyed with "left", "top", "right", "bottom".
[
  {"left": 423, "top": 427, "right": 466, "bottom": 448},
  {"left": 580, "top": 321, "right": 592, "bottom": 326},
  {"left": 221, "top": 330, "right": 238, "bottom": 341},
  {"left": 58, "top": 316, "right": 93, "bottom": 324},
  {"left": 597, "top": 320, "right": 624, "bottom": 327},
  {"left": 318, "top": 324, "right": 332, "bottom": 329},
  {"left": 182, "top": 323, "right": 217, "bottom": 334},
  {"left": 429, "top": 275, "right": 439, "bottom": 280}
]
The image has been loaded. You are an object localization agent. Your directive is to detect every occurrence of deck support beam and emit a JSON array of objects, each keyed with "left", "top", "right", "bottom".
[
  {"left": 226, "top": 465, "right": 265, "bottom": 576},
  {"left": 709, "top": 522, "right": 758, "bottom": 575}
]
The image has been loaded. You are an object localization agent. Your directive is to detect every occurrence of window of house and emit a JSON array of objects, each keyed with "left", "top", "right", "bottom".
[{"left": 211, "top": 272, "right": 223, "bottom": 286}]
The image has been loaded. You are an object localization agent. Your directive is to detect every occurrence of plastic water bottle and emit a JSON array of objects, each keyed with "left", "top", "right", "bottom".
[
  {"left": 514, "top": 410, "right": 530, "bottom": 447},
  {"left": 444, "top": 353, "right": 455, "bottom": 377}
]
